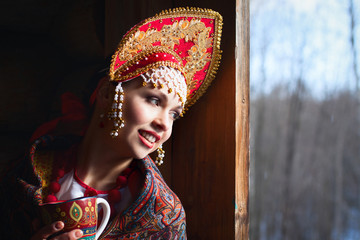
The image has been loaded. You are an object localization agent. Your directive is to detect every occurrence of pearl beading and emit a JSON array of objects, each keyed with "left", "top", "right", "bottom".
[
  {"left": 140, "top": 66, "right": 187, "bottom": 106},
  {"left": 109, "top": 82, "right": 125, "bottom": 137},
  {"left": 155, "top": 144, "right": 165, "bottom": 166}
]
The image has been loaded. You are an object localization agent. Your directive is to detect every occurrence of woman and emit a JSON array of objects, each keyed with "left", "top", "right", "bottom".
[{"left": 1, "top": 7, "right": 222, "bottom": 239}]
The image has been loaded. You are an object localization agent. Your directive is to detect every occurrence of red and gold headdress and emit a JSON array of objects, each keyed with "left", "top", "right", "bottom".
[
  {"left": 108, "top": 7, "right": 222, "bottom": 138},
  {"left": 109, "top": 7, "right": 223, "bottom": 110}
]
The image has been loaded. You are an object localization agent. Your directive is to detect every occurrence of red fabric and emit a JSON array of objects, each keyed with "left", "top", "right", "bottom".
[
  {"left": 72, "top": 167, "right": 143, "bottom": 197},
  {"left": 127, "top": 169, "right": 144, "bottom": 198},
  {"left": 118, "top": 52, "right": 183, "bottom": 82},
  {"left": 73, "top": 169, "right": 109, "bottom": 195}
]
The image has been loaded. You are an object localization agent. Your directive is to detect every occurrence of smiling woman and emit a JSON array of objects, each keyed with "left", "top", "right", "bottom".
[
  {"left": 0, "top": 7, "right": 223, "bottom": 240},
  {"left": 91, "top": 71, "right": 184, "bottom": 162}
]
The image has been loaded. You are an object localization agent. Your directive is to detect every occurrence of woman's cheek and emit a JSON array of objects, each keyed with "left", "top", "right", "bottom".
[
  {"left": 134, "top": 106, "right": 152, "bottom": 124},
  {"left": 125, "top": 102, "right": 147, "bottom": 124},
  {"left": 162, "top": 129, "right": 172, "bottom": 144}
]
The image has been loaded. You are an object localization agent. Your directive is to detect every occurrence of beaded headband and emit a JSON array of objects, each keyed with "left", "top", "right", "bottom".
[
  {"left": 109, "top": 7, "right": 223, "bottom": 111},
  {"left": 140, "top": 66, "right": 187, "bottom": 106}
]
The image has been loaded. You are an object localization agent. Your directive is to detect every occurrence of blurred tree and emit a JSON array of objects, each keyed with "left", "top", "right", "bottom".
[{"left": 250, "top": 0, "right": 360, "bottom": 239}]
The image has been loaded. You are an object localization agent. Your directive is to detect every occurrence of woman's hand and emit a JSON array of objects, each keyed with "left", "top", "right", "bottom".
[{"left": 30, "top": 221, "right": 83, "bottom": 240}]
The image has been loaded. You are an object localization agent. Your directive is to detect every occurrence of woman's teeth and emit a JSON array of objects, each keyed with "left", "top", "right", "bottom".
[{"left": 141, "top": 132, "right": 156, "bottom": 143}]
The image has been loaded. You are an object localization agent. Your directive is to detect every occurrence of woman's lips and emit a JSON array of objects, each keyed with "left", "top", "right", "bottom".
[{"left": 138, "top": 130, "right": 160, "bottom": 148}]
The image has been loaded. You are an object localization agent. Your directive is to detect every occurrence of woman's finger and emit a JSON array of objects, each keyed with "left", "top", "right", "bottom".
[
  {"left": 30, "top": 221, "right": 64, "bottom": 240},
  {"left": 31, "top": 220, "right": 83, "bottom": 240},
  {"left": 53, "top": 229, "right": 83, "bottom": 240}
]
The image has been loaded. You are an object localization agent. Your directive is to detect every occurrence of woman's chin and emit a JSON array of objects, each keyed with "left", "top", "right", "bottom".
[{"left": 133, "top": 151, "right": 153, "bottom": 160}]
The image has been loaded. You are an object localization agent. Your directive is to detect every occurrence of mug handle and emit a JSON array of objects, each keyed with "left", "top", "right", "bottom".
[{"left": 95, "top": 198, "right": 111, "bottom": 239}]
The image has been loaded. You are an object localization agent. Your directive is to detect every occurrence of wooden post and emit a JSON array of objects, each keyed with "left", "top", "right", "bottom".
[{"left": 235, "top": 0, "right": 250, "bottom": 239}]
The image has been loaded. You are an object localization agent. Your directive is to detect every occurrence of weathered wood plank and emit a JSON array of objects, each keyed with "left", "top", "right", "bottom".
[{"left": 235, "top": 0, "right": 250, "bottom": 239}]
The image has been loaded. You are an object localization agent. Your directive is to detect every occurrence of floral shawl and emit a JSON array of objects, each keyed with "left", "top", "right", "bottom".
[{"left": 0, "top": 135, "right": 186, "bottom": 239}]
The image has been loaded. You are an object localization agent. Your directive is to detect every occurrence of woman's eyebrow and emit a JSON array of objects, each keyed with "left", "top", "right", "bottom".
[
  {"left": 154, "top": 89, "right": 183, "bottom": 109},
  {"left": 155, "top": 90, "right": 171, "bottom": 104},
  {"left": 174, "top": 106, "right": 183, "bottom": 112},
  {"left": 148, "top": 86, "right": 184, "bottom": 108}
]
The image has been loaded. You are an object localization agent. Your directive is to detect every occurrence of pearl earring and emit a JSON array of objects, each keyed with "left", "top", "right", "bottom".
[
  {"left": 155, "top": 144, "right": 165, "bottom": 166},
  {"left": 108, "top": 82, "right": 125, "bottom": 137}
]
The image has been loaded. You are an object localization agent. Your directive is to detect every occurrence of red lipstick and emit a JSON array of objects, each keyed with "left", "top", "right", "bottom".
[
  {"left": 138, "top": 130, "right": 161, "bottom": 149},
  {"left": 139, "top": 133, "right": 154, "bottom": 148}
]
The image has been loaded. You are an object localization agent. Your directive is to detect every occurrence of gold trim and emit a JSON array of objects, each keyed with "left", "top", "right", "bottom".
[
  {"left": 70, "top": 202, "right": 83, "bottom": 222},
  {"left": 183, "top": 10, "right": 223, "bottom": 110},
  {"left": 112, "top": 46, "right": 183, "bottom": 81}
]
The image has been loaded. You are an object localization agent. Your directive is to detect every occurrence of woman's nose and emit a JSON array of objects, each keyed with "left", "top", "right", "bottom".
[{"left": 152, "top": 112, "right": 171, "bottom": 131}]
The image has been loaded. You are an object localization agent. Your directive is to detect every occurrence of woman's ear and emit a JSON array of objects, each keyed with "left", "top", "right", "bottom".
[{"left": 97, "top": 77, "right": 114, "bottom": 109}]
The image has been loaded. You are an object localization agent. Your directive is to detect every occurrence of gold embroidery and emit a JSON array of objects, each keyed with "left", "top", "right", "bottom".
[
  {"left": 115, "top": 46, "right": 183, "bottom": 77},
  {"left": 33, "top": 150, "right": 54, "bottom": 199},
  {"left": 114, "top": 18, "right": 210, "bottom": 72}
]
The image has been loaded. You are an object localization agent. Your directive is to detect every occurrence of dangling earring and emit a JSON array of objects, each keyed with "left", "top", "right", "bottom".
[
  {"left": 155, "top": 144, "right": 165, "bottom": 166},
  {"left": 108, "top": 82, "right": 125, "bottom": 137}
]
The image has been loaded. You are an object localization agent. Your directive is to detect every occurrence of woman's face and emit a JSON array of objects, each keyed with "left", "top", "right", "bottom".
[{"left": 107, "top": 77, "right": 183, "bottom": 159}]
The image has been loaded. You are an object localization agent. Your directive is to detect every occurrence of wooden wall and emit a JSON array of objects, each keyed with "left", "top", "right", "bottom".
[
  {"left": 0, "top": 0, "right": 249, "bottom": 239},
  {"left": 169, "top": 2, "right": 236, "bottom": 238}
]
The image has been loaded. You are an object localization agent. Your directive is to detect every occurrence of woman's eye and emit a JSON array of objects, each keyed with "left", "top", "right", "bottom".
[
  {"left": 148, "top": 97, "right": 160, "bottom": 106},
  {"left": 170, "top": 111, "right": 180, "bottom": 120}
]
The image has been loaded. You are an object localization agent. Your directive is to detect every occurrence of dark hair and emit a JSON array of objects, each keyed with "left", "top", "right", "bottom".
[{"left": 81, "top": 55, "right": 113, "bottom": 106}]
